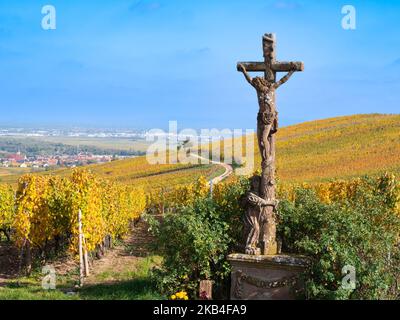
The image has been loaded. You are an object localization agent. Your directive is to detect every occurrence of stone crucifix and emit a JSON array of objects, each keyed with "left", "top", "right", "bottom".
[{"left": 238, "top": 33, "right": 304, "bottom": 255}]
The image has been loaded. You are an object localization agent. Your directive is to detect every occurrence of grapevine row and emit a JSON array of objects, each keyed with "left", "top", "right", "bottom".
[{"left": 0, "top": 169, "right": 146, "bottom": 264}]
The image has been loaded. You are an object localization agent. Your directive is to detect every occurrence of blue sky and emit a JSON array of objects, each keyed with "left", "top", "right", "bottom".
[{"left": 0, "top": 0, "right": 399, "bottom": 130}]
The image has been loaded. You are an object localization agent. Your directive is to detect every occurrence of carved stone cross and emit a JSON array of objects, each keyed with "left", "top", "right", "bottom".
[{"left": 237, "top": 33, "right": 304, "bottom": 255}]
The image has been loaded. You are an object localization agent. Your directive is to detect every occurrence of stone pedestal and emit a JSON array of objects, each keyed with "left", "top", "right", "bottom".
[{"left": 227, "top": 253, "right": 310, "bottom": 300}]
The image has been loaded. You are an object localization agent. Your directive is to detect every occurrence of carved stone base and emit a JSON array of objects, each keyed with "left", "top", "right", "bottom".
[{"left": 227, "top": 253, "right": 310, "bottom": 300}]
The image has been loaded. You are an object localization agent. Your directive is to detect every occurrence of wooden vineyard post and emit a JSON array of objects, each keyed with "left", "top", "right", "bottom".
[
  {"left": 17, "top": 238, "right": 26, "bottom": 279},
  {"left": 78, "top": 209, "right": 84, "bottom": 286},
  {"left": 199, "top": 280, "right": 213, "bottom": 300},
  {"left": 25, "top": 241, "right": 32, "bottom": 275},
  {"left": 82, "top": 235, "right": 90, "bottom": 277}
]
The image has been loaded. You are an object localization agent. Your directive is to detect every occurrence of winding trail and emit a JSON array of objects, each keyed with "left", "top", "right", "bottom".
[{"left": 189, "top": 153, "right": 233, "bottom": 185}]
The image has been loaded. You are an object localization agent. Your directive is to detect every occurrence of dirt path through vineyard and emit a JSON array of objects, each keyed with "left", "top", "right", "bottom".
[
  {"left": 0, "top": 158, "right": 229, "bottom": 293},
  {"left": 189, "top": 153, "right": 233, "bottom": 185},
  {"left": 82, "top": 156, "right": 231, "bottom": 288},
  {"left": 83, "top": 216, "right": 158, "bottom": 286}
]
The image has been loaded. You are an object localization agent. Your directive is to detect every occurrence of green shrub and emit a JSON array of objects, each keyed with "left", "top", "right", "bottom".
[
  {"left": 148, "top": 177, "right": 248, "bottom": 299},
  {"left": 277, "top": 178, "right": 400, "bottom": 299},
  {"left": 150, "top": 174, "right": 400, "bottom": 300}
]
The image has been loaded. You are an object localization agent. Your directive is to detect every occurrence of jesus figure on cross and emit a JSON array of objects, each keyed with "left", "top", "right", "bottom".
[
  {"left": 238, "top": 62, "right": 295, "bottom": 171},
  {"left": 236, "top": 33, "right": 303, "bottom": 255}
]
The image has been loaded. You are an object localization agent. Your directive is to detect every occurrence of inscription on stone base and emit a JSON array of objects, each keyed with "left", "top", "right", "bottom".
[{"left": 228, "top": 253, "right": 310, "bottom": 300}]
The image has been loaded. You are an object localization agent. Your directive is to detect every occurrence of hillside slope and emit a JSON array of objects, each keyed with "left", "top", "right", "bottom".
[
  {"left": 0, "top": 155, "right": 225, "bottom": 191},
  {"left": 71, "top": 113, "right": 400, "bottom": 184},
  {"left": 1, "top": 114, "right": 399, "bottom": 187},
  {"left": 273, "top": 113, "right": 400, "bottom": 182}
]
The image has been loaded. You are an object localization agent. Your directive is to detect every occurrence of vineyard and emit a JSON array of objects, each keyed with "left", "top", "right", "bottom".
[
  {"left": 0, "top": 169, "right": 146, "bottom": 273},
  {"left": 0, "top": 155, "right": 225, "bottom": 191},
  {"left": 147, "top": 172, "right": 400, "bottom": 299},
  {"left": 208, "top": 113, "right": 400, "bottom": 183},
  {"left": 1, "top": 113, "right": 400, "bottom": 299},
  {"left": 275, "top": 113, "right": 400, "bottom": 182},
  {"left": 2, "top": 114, "right": 399, "bottom": 188},
  {"left": 1, "top": 167, "right": 400, "bottom": 299},
  {"left": 146, "top": 171, "right": 400, "bottom": 216}
]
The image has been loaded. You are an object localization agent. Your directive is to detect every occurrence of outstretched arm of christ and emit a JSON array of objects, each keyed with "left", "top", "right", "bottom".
[
  {"left": 274, "top": 70, "right": 295, "bottom": 89},
  {"left": 238, "top": 64, "right": 253, "bottom": 86}
]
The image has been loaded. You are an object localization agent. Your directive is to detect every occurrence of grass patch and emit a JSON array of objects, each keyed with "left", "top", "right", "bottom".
[
  {"left": 0, "top": 256, "right": 163, "bottom": 300},
  {"left": 78, "top": 278, "right": 163, "bottom": 300},
  {"left": 79, "top": 256, "right": 164, "bottom": 300},
  {"left": 0, "top": 276, "right": 78, "bottom": 300}
]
